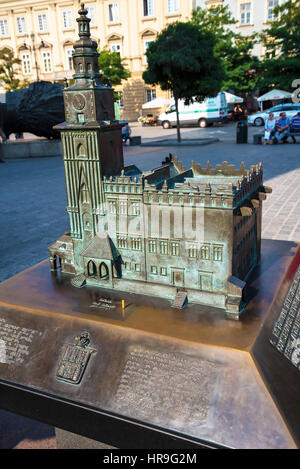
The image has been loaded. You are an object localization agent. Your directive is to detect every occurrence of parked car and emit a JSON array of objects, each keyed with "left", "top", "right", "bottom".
[
  {"left": 158, "top": 92, "right": 227, "bottom": 129},
  {"left": 247, "top": 103, "right": 300, "bottom": 127}
]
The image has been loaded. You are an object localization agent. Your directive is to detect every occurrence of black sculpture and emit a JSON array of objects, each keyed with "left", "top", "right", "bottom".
[{"left": 0, "top": 81, "right": 64, "bottom": 139}]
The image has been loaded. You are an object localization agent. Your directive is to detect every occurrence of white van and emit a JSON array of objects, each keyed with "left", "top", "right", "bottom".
[{"left": 158, "top": 92, "right": 227, "bottom": 129}]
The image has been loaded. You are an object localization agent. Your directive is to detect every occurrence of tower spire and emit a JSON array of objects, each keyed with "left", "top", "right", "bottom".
[
  {"left": 77, "top": 3, "right": 91, "bottom": 39},
  {"left": 72, "top": 3, "right": 102, "bottom": 84}
]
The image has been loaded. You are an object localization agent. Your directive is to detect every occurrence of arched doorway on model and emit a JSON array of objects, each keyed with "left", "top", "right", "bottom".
[
  {"left": 87, "top": 260, "right": 97, "bottom": 277},
  {"left": 99, "top": 262, "right": 109, "bottom": 279}
]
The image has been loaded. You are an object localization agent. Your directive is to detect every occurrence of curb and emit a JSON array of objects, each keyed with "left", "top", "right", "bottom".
[{"left": 140, "top": 138, "right": 219, "bottom": 147}]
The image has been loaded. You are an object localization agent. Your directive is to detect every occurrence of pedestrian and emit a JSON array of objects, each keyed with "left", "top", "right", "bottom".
[
  {"left": 263, "top": 112, "right": 276, "bottom": 145},
  {"left": 288, "top": 111, "right": 300, "bottom": 144},
  {"left": 0, "top": 127, "right": 7, "bottom": 143},
  {"left": 273, "top": 112, "right": 291, "bottom": 143},
  {"left": 0, "top": 127, "right": 7, "bottom": 163},
  {"left": 234, "top": 104, "right": 243, "bottom": 121},
  {"left": 122, "top": 123, "right": 131, "bottom": 144}
]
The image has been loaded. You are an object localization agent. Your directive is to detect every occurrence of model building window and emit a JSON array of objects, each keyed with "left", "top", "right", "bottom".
[
  {"left": 188, "top": 245, "right": 197, "bottom": 258},
  {"left": 160, "top": 267, "right": 167, "bottom": 276},
  {"left": 150, "top": 265, "right": 157, "bottom": 274},
  {"left": 167, "top": 0, "right": 179, "bottom": 14},
  {"left": 17, "top": 17, "right": 26, "bottom": 34},
  {"left": 119, "top": 200, "right": 127, "bottom": 214},
  {"left": 213, "top": 246, "right": 223, "bottom": 261},
  {"left": 200, "top": 244, "right": 210, "bottom": 260},
  {"left": 124, "top": 261, "right": 131, "bottom": 270},
  {"left": 62, "top": 10, "right": 73, "bottom": 29},
  {"left": 80, "top": 184, "right": 89, "bottom": 203},
  {"left": 42, "top": 51, "right": 52, "bottom": 73},
  {"left": 38, "top": 13, "right": 48, "bottom": 32},
  {"left": 171, "top": 242, "right": 179, "bottom": 256},
  {"left": 143, "top": 0, "right": 154, "bottom": 16},
  {"left": 0, "top": 19, "right": 9, "bottom": 36},
  {"left": 160, "top": 241, "right": 169, "bottom": 255},
  {"left": 131, "top": 237, "right": 142, "bottom": 250},
  {"left": 21, "top": 53, "right": 31, "bottom": 75},
  {"left": 117, "top": 235, "right": 127, "bottom": 249},
  {"left": 108, "top": 200, "right": 117, "bottom": 214},
  {"left": 148, "top": 239, "right": 157, "bottom": 253},
  {"left": 108, "top": 3, "right": 119, "bottom": 22},
  {"left": 135, "top": 263, "right": 141, "bottom": 272},
  {"left": 130, "top": 202, "right": 140, "bottom": 215}
]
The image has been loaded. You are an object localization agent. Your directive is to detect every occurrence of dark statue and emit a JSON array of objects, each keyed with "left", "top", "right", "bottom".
[{"left": 0, "top": 81, "right": 64, "bottom": 139}]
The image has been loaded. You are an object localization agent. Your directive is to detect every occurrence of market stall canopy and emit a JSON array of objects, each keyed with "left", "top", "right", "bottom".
[
  {"left": 257, "top": 89, "right": 292, "bottom": 102},
  {"left": 142, "top": 97, "right": 173, "bottom": 109},
  {"left": 224, "top": 92, "right": 243, "bottom": 104}
]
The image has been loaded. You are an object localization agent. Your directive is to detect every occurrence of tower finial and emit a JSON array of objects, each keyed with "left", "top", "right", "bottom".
[{"left": 77, "top": 3, "right": 91, "bottom": 38}]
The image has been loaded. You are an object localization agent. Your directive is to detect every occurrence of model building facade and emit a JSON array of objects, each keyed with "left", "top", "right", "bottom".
[{"left": 49, "top": 5, "right": 271, "bottom": 319}]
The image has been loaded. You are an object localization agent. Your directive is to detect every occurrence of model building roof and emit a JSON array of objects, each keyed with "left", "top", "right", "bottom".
[
  {"left": 49, "top": 233, "right": 73, "bottom": 252},
  {"left": 80, "top": 233, "right": 117, "bottom": 260}
]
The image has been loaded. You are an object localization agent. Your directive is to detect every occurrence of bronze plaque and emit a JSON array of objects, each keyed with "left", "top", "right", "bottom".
[
  {"left": 56, "top": 331, "right": 96, "bottom": 384},
  {"left": 110, "top": 345, "right": 221, "bottom": 431},
  {"left": 270, "top": 265, "right": 300, "bottom": 370},
  {"left": 0, "top": 318, "right": 42, "bottom": 366}
]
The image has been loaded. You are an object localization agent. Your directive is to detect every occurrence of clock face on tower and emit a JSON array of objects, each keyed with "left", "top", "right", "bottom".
[{"left": 72, "top": 93, "right": 86, "bottom": 111}]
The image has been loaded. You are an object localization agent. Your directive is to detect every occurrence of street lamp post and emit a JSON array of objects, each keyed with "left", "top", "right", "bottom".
[{"left": 30, "top": 33, "right": 39, "bottom": 82}]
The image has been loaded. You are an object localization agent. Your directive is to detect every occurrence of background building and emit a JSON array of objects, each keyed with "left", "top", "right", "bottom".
[{"left": 0, "top": 0, "right": 287, "bottom": 120}]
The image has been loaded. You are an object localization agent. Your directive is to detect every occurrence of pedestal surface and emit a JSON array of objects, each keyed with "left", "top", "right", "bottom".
[{"left": 0, "top": 239, "right": 299, "bottom": 449}]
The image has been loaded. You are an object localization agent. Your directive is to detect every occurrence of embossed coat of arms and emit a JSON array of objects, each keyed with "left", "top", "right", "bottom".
[{"left": 56, "top": 331, "right": 96, "bottom": 384}]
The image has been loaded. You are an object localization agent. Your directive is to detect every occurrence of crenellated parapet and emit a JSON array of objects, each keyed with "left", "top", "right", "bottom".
[
  {"left": 138, "top": 158, "right": 266, "bottom": 211},
  {"left": 143, "top": 178, "right": 236, "bottom": 209},
  {"left": 191, "top": 159, "right": 249, "bottom": 177},
  {"left": 232, "top": 162, "right": 264, "bottom": 207},
  {"left": 103, "top": 170, "right": 143, "bottom": 195}
]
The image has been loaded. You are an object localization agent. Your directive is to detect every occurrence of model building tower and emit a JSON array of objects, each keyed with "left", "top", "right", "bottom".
[{"left": 49, "top": 5, "right": 271, "bottom": 319}]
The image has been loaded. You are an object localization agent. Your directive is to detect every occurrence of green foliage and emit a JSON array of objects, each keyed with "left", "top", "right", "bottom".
[
  {"left": 142, "top": 21, "right": 223, "bottom": 141},
  {"left": 98, "top": 47, "right": 131, "bottom": 89},
  {"left": 0, "top": 48, "right": 28, "bottom": 91},
  {"left": 258, "top": 0, "right": 300, "bottom": 92},
  {"left": 143, "top": 21, "right": 223, "bottom": 102},
  {"left": 191, "top": 5, "right": 259, "bottom": 94}
]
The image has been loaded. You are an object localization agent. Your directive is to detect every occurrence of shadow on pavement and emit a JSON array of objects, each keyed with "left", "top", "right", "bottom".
[{"left": 0, "top": 409, "right": 56, "bottom": 449}]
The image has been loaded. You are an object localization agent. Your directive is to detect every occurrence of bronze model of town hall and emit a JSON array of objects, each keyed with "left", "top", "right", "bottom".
[{"left": 49, "top": 5, "right": 271, "bottom": 319}]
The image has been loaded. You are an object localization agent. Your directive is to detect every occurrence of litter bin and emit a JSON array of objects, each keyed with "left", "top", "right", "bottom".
[{"left": 236, "top": 121, "right": 248, "bottom": 144}]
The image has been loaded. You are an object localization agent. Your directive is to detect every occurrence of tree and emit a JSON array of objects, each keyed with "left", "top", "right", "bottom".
[
  {"left": 258, "top": 0, "right": 300, "bottom": 92},
  {"left": 98, "top": 47, "right": 130, "bottom": 99},
  {"left": 0, "top": 48, "right": 28, "bottom": 91},
  {"left": 191, "top": 5, "right": 259, "bottom": 96},
  {"left": 142, "top": 21, "right": 223, "bottom": 142}
]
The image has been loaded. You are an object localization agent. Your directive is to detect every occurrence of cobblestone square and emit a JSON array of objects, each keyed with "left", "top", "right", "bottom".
[{"left": 0, "top": 123, "right": 299, "bottom": 282}]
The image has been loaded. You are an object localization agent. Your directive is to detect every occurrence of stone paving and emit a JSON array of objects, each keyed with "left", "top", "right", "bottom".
[
  {"left": 0, "top": 122, "right": 299, "bottom": 448},
  {"left": 1, "top": 122, "right": 299, "bottom": 281}
]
